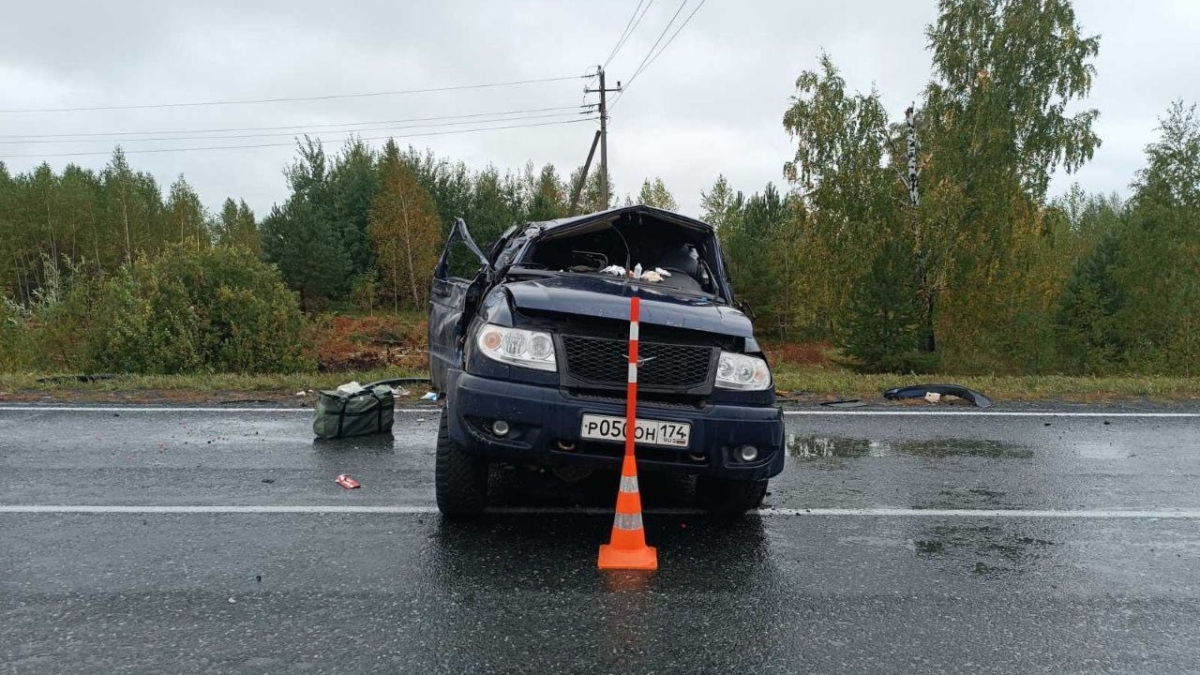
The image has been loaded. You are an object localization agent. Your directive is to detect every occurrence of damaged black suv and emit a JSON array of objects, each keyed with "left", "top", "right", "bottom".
[{"left": 429, "top": 205, "right": 784, "bottom": 516}]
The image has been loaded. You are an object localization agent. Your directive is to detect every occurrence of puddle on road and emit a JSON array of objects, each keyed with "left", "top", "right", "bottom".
[
  {"left": 911, "top": 524, "right": 1057, "bottom": 576},
  {"left": 787, "top": 436, "right": 873, "bottom": 459},
  {"left": 896, "top": 439, "right": 1033, "bottom": 459},
  {"left": 788, "top": 436, "right": 1033, "bottom": 460},
  {"left": 916, "top": 487, "right": 1012, "bottom": 511}
]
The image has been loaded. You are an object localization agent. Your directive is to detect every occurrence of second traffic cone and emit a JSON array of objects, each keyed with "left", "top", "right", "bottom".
[{"left": 598, "top": 452, "right": 658, "bottom": 570}]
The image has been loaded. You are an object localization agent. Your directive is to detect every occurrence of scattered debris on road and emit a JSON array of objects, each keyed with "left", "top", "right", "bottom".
[
  {"left": 820, "top": 399, "right": 869, "bottom": 408},
  {"left": 335, "top": 474, "right": 361, "bottom": 489}
]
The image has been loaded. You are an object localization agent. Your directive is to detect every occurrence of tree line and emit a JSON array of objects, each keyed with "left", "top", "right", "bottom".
[
  {"left": 258, "top": 138, "right": 677, "bottom": 311},
  {"left": 707, "top": 0, "right": 1200, "bottom": 376},
  {"left": 3, "top": 0, "right": 1199, "bottom": 376}
]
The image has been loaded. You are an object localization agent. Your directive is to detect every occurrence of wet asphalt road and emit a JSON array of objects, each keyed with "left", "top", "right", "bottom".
[{"left": 3, "top": 405, "right": 1200, "bottom": 674}]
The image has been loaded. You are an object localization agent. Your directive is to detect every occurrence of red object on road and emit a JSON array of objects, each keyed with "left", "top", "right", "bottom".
[{"left": 335, "top": 474, "right": 360, "bottom": 489}]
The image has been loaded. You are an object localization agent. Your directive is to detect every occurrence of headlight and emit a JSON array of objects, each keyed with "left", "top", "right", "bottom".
[
  {"left": 715, "top": 351, "right": 771, "bottom": 390},
  {"left": 475, "top": 324, "right": 557, "bottom": 372}
]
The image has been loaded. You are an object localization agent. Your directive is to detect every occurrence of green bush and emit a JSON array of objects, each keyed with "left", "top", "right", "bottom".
[
  {"left": 0, "top": 259, "right": 95, "bottom": 372},
  {"left": 82, "top": 246, "right": 313, "bottom": 374}
]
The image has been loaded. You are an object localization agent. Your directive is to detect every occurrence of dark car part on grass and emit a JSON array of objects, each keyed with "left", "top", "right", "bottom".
[
  {"left": 428, "top": 205, "right": 784, "bottom": 517},
  {"left": 35, "top": 374, "right": 121, "bottom": 384},
  {"left": 883, "top": 384, "right": 994, "bottom": 408}
]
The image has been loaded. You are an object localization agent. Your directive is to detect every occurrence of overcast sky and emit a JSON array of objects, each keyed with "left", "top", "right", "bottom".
[{"left": 2, "top": 1, "right": 1198, "bottom": 219}]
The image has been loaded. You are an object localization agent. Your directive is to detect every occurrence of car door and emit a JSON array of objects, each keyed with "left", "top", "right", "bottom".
[{"left": 429, "top": 218, "right": 492, "bottom": 391}]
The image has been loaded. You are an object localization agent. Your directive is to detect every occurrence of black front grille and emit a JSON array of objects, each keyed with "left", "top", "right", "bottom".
[{"left": 560, "top": 335, "right": 714, "bottom": 392}]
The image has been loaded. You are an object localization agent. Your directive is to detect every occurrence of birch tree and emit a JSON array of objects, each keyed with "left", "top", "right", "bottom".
[{"left": 370, "top": 141, "right": 442, "bottom": 311}]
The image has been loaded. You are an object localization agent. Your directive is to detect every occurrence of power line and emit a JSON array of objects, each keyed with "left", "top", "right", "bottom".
[
  {"left": 0, "top": 75, "right": 586, "bottom": 114},
  {"left": 0, "top": 110, "right": 592, "bottom": 145},
  {"left": 627, "top": 0, "right": 707, "bottom": 87},
  {"left": 611, "top": 0, "right": 706, "bottom": 110},
  {"left": 0, "top": 117, "right": 599, "bottom": 158},
  {"left": 619, "top": 0, "right": 689, "bottom": 90},
  {"left": 603, "top": 0, "right": 655, "bottom": 68},
  {"left": 0, "top": 105, "right": 592, "bottom": 140}
]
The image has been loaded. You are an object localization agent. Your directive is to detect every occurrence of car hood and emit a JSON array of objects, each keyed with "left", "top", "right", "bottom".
[{"left": 502, "top": 274, "right": 753, "bottom": 337}]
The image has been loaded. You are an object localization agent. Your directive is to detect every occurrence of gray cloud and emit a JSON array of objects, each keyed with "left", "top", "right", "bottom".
[{"left": 2, "top": 0, "right": 1197, "bottom": 218}]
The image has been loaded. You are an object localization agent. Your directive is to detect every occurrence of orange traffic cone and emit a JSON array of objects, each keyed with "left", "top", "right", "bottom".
[
  {"left": 598, "top": 295, "right": 658, "bottom": 571},
  {"left": 598, "top": 453, "right": 658, "bottom": 570}
]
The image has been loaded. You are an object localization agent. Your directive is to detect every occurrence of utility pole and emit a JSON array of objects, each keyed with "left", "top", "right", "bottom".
[
  {"left": 585, "top": 66, "right": 621, "bottom": 209},
  {"left": 568, "top": 131, "right": 601, "bottom": 215}
]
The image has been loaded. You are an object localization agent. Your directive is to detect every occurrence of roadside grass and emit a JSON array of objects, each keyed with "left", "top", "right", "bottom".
[
  {"left": 771, "top": 364, "right": 1200, "bottom": 403},
  {"left": 0, "top": 368, "right": 427, "bottom": 403},
  {"left": 3, "top": 364, "right": 1200, "bottom": 404}
]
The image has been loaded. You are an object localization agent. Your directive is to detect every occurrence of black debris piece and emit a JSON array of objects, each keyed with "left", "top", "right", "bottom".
[
  {"left": 882, "top": 384, "right": 994, "bottom": 409},
  {"left": 820, "top": 399, "right": 869, "bottom": 409}
]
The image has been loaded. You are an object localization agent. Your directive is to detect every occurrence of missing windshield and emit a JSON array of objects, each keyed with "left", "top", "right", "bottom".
[{"left": 517, "top": 212, "right": 721, "bottom": 297}]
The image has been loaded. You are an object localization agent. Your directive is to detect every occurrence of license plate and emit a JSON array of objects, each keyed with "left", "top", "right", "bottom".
[{"left": 580, "top": 414, "right": 691, "bottom": 449}]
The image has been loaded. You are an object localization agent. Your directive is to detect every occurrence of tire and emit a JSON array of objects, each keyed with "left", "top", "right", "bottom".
[
  {"left": 435, "top": 408, "right": 489, "bottom": 517},
  {"left": 697, "top": 476, "right": 768, "bottom": 515}
]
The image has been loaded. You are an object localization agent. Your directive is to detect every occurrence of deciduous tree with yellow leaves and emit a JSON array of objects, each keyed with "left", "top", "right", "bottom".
[{"left": 369, "top": 140, "right": 443, "bottom": 311}]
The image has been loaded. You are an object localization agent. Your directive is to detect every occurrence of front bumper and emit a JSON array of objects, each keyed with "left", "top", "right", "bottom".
[{"left": 446, "top": 371, "right": 785, "bottom": 480}]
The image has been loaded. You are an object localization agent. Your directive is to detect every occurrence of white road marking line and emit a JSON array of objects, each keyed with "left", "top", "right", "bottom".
[
  {"left": 783, "top": 410, "right": 1200, "bottom": 418},
  {"left": 0, "top": 406, "right": 435, "bottom": 414},
  {"left": 1, "top": 405, "right": 1198, "bottom": 418},
  {"left": 3, "top": 505, "right": 1200, "bottom": 518},
  {"left": 757, "top": 508, "right": 1200, "bottom": 518}
]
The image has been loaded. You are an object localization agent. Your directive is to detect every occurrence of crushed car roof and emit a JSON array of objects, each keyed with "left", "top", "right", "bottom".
[{"left": 530, "top": 204, "right": 714, "bottom": 234}]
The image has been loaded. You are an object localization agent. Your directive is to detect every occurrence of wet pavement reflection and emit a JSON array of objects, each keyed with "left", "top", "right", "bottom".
[
  {"left": 788, "top": 435, "right": 1033, "bottom": 459},
  {"left": 4, "top": 409, "right": 1200, "bottom": 672}
]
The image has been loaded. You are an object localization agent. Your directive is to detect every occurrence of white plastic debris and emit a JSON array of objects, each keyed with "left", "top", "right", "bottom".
[
  {"left": 420, "top": 392, "right": 438, "bottom": 401},
  {"left": 599, "top": 264, "right": 672, "bottom": 282},
  {"left": 294, "top": 391, "right": 306, "bottom": 397},
  {"left": 392, "top": 387, "right": 410, "bottom": 397},
  {"left": 924, "top": 392, "right": 942, "bottom": 403},
  {"left": 336, "top": 381, "right": 365, "bottom": 395}
]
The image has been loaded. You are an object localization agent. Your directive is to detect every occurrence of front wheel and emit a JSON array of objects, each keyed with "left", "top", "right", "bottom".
[
  {"left": 697, "top": 476, "right": 767, "bottom": 515},
  {"left": 435, "top": 408, "right": 489, "bottom": 517}
]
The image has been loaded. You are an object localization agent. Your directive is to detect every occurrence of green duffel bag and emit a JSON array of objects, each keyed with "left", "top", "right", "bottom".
[{"left": 313, "top": 384, "right": 395, "bottom": 439}]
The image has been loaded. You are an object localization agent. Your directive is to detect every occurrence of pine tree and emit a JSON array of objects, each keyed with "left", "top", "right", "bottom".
[
  {"left": 838, "top": 237, "right": 927, "bottom": 372},
  {"left": 327, "top": 139, "right": 379, "bottom": 276},
  {"left": 260, "top": 197, "right": 350, "bottom": 310}
]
